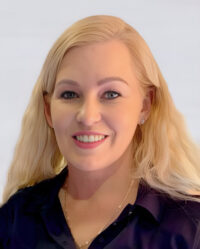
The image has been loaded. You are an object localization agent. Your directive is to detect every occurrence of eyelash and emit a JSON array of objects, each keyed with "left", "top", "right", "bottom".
[{"left": 60, "top": 90, "right": 121, "bottom": 100}]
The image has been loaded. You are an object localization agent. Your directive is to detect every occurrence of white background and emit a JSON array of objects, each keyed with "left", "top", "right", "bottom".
[{"left": 0, "top": 0, "right": 200, "bottom": 202}]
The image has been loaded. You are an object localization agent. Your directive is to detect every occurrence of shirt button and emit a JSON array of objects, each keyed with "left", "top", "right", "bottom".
[{"left": 128, "top": 211, "right": 133, "bottom": 215}]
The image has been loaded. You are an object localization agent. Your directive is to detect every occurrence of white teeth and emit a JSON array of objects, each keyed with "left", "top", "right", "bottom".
[{"left": 75, "top": 135, "right": 106, "bottom": 143}]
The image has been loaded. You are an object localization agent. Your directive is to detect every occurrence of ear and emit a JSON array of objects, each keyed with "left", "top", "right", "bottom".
[
  {"left": 138, "top": 86, "right": 155, "bottom": 124},
  {"left": 43, "top": 93, "right": 53, "bottom": 128}
]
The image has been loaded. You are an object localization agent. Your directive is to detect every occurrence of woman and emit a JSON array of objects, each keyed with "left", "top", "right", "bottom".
[{"left": 0, "top": 15, "right": 200, "bottom": 249}]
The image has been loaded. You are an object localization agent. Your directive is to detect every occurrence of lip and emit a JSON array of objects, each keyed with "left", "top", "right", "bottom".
[
  {"left": 72, "top": 131, "right": 108, "bottom": 136},
  {"left": 72, "top": 136, "right": 108, "bottom": 149}
]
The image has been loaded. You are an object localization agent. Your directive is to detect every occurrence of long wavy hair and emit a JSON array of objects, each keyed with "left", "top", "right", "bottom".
[{"left": 2, "top": 15, "right": 200, "bottom": 204}]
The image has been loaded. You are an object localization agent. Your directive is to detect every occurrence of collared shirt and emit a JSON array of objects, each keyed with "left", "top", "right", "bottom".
[{"left": 0, "top": 167, "right": 200, "bottom": 249}]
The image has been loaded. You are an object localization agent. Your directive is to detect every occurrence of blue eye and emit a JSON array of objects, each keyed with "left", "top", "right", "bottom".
[
  {"left": 60, "top": 91, "right": 78, "bottom": 99},
  {"left": 104, "top": 91, "right": 120, "bottom": 99},
  {"left": 60, "top": 90, "right": 120, "bottom": 100}
]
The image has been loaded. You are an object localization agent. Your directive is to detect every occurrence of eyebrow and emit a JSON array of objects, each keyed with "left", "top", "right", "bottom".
[{"left": 56, "top": 77, "right": 129, "bottom": 87}]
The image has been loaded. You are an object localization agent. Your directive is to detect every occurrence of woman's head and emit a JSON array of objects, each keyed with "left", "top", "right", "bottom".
[
  {"left": 40, "top": 15, "right": 160, "bottom": 170},
  {"left": 43, "top": 39, "right": 153, "bottom": 173}
]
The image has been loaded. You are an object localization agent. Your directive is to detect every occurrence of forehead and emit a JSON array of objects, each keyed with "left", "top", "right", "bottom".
[
  {"left": 55, "top": 40, "right": 139, "bottom": 90},
  {"left": 58, "top": 40, "right": 134, "bottom": 72}
]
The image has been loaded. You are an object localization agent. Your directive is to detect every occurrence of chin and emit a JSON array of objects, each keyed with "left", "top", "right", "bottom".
[{"left": 71, "top": 161, "right": 109, "bottom": 172}]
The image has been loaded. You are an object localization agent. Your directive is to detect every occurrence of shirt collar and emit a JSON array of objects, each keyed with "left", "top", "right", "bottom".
[{"left": 134, "top": 180, "right": 165, "bottom": 223}]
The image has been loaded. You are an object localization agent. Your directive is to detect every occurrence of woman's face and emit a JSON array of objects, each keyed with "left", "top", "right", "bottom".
[{"left": 45, "top": 39, "right": 151, "bottom": 172}]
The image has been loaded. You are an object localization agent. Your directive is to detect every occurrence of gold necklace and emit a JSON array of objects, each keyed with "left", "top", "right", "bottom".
[{"left": 63, "top": 178, "right": 134, "bottom": 249}]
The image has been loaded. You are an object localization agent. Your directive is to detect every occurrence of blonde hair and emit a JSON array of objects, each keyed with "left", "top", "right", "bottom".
[{"left": 2, "top": 15, "right": 200, "bottom": 204}]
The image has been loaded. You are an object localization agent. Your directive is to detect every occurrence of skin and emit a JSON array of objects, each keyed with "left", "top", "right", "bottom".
[{"left": 44, "top": 39, "right": 153, "bottom": 208}]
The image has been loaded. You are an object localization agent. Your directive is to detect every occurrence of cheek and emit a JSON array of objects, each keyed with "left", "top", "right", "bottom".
[
  {"left": 50, "top": 105, "right": 73, "bottom": 134},
  {"left": 112, "top": 99, "right": 142, "bottom": 122},
  {"left": 105, "top": 103, "right": 141, "bottom": 136}
]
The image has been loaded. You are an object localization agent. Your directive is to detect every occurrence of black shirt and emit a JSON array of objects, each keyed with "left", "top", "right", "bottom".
[{"left": 0, "top": 167, "right": 200, "bottom": 249}]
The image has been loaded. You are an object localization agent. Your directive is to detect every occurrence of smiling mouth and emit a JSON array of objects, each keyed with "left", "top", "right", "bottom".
[{"left": 73, "top": 135, "right": 108, "bottom": 143}]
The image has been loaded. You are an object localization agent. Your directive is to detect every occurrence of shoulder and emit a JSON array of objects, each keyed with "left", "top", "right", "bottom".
[
  {"left": 175, "top": 199, "right": 200, "bottom": 248},
  {"left": 155, "top": 190, "right": 200, "bottom": 229},
  {"left": 137, "top": 182, "right": 200, "bottom": 224},
  {"left": 0, "top": 176, "right": 53, "bottom": 228},
  {"left": 0, "top": 176, "right": 55, "bottom": 211},
  {"left": 161, "top": 194, "right": 200, "bottom": 225},
  {"left": 1, "top": 167, "right": 67, "bottom": 211},
  {"left": 177, "top": 199, "right": 200, "bottom": 223},
  {"left": 136, "top": 183, "right": 200, "bottom": 248},
  {"left": 159, "top": 193, "right": 200, "bottom": 248},
  {"left": 0, "top": 167, "right": 67, "bottom": 237}
]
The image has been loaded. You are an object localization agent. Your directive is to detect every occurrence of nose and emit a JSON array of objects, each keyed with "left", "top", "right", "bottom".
[{"left": 76, "top": 97, "right": 101, "bottom": 127}]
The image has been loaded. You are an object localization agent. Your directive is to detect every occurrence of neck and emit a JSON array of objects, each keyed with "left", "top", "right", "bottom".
[{"left": 63, "top": 154, "right": 138, "bottom": 205}]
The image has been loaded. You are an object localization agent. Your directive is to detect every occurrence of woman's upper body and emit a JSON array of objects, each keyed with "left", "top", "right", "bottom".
[
  {"left": 1, "top": 14, "right": 200, "bottom": 249},
  {"left": 0, "top": 167, "right": 200, "bottom": 249}
]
